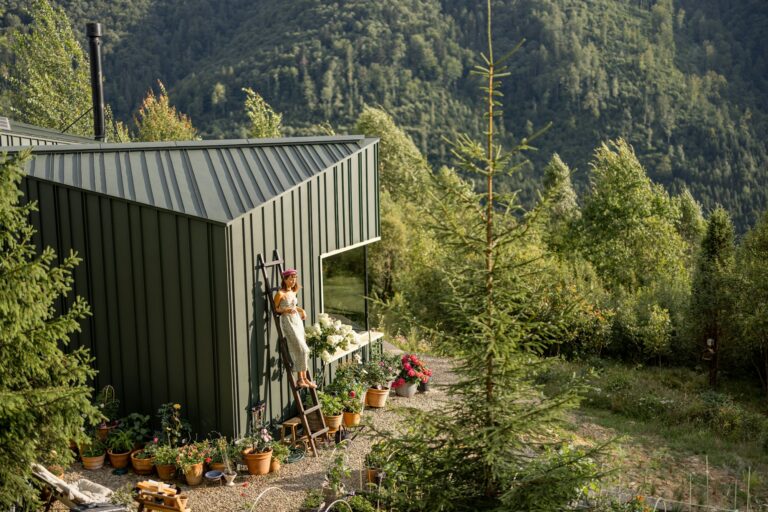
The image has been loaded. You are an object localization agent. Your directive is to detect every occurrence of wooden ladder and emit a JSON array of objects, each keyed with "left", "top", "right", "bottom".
[{"left": 256, "top": 251, "right": 330, "bottom": 457}]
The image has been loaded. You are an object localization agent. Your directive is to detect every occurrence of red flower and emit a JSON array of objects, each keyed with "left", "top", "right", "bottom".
[
  {"left": 403, "top": 362, "right": 412, "bottom": 370},
  {"left": 205, "top": 457, "right": 212, "bottom": 463},
  {"left": 349, "top": 391, "right": 356, "bottom": 398},
  {"left": 408, "top": 369, "right": 416, "bottom": 377},
  {"left": 242, "top": 482, "right": 249, "bottom": 487}
]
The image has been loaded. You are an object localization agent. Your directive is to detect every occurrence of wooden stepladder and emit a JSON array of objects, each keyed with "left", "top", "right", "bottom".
[{"left": 256, "top": 251, "right": 330, "bottom": 456}]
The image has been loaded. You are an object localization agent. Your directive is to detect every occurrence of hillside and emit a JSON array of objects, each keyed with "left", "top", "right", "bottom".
[{"left": 2, "top": 0, "right": 767, "bottom": 228}]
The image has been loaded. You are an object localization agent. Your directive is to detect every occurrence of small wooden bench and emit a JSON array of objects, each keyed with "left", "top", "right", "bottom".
[{"left": 280, "top": 416, "right": 302, "bottom": 447}]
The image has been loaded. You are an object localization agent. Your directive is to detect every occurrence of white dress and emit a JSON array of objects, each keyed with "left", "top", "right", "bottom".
[{"left": 278, "top": 292, "right": 309, "bottom": 372}]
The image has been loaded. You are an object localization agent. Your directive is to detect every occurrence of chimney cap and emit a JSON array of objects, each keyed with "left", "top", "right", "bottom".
[{"left": 86, "top": 22, "right": 102, "bottom": 37}]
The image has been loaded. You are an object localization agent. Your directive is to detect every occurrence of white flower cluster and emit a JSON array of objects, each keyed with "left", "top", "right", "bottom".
[{"left": 305, "top": 313, "right": 358, "bottom": 363}]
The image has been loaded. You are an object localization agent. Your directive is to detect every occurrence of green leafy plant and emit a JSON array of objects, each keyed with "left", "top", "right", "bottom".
[
  {"left": 209, "top": 437, "right": 239, "bottom": 466},
  {"left": 301, "top": 489, "right": 324, "bottom": 509},
  {"left": 80, "top": 439, "right": 105, "bottom": 458},
  {"left": 341, "top": 386, "right": 365, "bottom": 414},
  {"left": 106, "top": 429, "right": 134, "bottom": 454},
  {"left": 270, "top": 442, "right": 290, "bottom": 464},
  {"left": 110, "top": 483, "right": 138, "bottom": 510},
  {"left": 324, "top": 440, "right": 351, "bottom": 497},
  {"left": 152, "top": 444, "right": 179, "bottom": 466},
  {"left": 120, "top": 413, "right": 151, "bottom": 444},
  {"left": 346, "top": 495, "right": 376, "bottom": 512},
  {"left": 308, "top": 391, "right": 344, "bottom": 416},
  {"left": 157, "top": 402, "right": 190, "bottom": 447}
]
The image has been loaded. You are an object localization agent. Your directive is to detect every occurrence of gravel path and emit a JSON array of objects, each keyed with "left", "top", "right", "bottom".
[{"left": 57, "top": 350, "right": 456, "bottom": 511}]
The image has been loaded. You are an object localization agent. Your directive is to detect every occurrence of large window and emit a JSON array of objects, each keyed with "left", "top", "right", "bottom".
[{"left": 321, "top": 246, "right": 367, "bottom": 330}]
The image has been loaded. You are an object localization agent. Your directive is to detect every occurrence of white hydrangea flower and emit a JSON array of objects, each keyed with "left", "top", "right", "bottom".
[
  {"left": 305, "top": 325, "right": 319, "bottom": 337},
  {"left": 345, "top": 332, "right": 357, "bottom": 346},
  {"left": 319, "top": 314, "right": 332, "bottom": 328},
  {"left": 353, "top": 353, "right": 362, "bottom": 365},
  {"left": 341, "top": 324, "right": 353, "bottom": 334},
  {"left": 321, "top": 350, "right": 332, "bottom": 363},
  {"left": 333, "top": 320, "right": 342, "bottom": 330},
  {"left": 327, "top": 334, "right": 343, "bottom": 347}
]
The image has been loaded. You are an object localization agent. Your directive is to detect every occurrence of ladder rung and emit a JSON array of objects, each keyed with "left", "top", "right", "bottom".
[
  {"left": 258, "top": 259, "right": 284, "bottom": 268},
  {"left": 310, "top": 427, "right": 329, "bottom": 438},
  {"left": 303, "top": 404, "right": 321, "bottom": 415}
]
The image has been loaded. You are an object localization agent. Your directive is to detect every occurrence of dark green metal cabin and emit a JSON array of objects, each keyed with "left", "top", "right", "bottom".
[{"left": 3, "top": 135, "right": 380, "bottom": 436}]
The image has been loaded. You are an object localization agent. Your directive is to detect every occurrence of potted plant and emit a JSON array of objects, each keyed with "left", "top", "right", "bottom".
[
  {"left": 175, "top": 441, "right": 210, "bottom": 486},
  {"left": 80, "top": 438, "right": 106, "bottom": 470},
  {"left": 270, "top": 442, "right": 290, "bottom": 473},
  {"left": 323, "top": 440, "right": 351, "bottom": 502},
  {"left": 299, "top": 490, "right": 325, "bottom": 512},
  {"left": 93, "top": 385, "right": 120, "bottom": 441},
  {"left": 152, "top": 443, "right": 179, "bottom": 481},
  {"left": 342, "top": 385, "right": 365, "bottom": 427},
  {"left": 311, "top": 391, "right": 344, "bottom": 431},
  {"left": 363, "top": 356, "right": 397, "bottom": 408},
  {"left": 208, "top": 436, "right": 238, "bottom": 471},
  {"left": 119, "top": 413, "right": 151, "bottom": 451},
  {"left": 130, "top": 441, "right": 155, "bottom": 475},
  {"left": 364, "top": 444, "right": 388, "bottom": 485},
  {"left": 105, "top": 428, "right": 133, "bottom": 469},
  {"left": 392, "top": 354, "right": 431, "bottom": 398},
  {"left": 238, "top": 427, "right": 273, "bottom": 475}
]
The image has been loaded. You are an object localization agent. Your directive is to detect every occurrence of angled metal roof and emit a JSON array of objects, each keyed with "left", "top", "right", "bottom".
[
  {"left": 0, "top": 117, "right": 95, "bottom": 145},
  {"left": 9, "top": 136, "right": 377, "bottom": 224}
]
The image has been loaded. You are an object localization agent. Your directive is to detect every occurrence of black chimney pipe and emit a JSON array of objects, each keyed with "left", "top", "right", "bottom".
[{"left": 86, "top": 22, "right": 106, "bottom": 142}]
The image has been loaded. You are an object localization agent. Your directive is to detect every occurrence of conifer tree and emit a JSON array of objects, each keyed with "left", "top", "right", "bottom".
[
  {"left": 370, "top": 3, "right": 600, "bottom": 508},
  {"left": 540, "top": 153, "right": 580, "bottom": 253},
  {"left": 134, "top": 81, "right": 198, "bottom": 142},
  {"left": 243, "top": 87, "right": 282, "bottom": 138},
  {"left": 690, "top": 206, "right": 735, "bottom": 388},
  {"left": 0, "top": 152, "right": 100, "bottom": 508}
]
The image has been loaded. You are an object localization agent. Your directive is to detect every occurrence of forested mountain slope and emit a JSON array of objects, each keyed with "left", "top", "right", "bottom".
[{"left": 2, "top": 0, "right": 766, "bottom": 228}]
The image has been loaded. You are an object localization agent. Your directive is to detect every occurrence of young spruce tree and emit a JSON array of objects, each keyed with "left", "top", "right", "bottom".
[
  {"left": 372, "top": 3, "right": 601, "bottom": 510},
  {"left": 0, "top": 152, "right": 100, "bottom": 507}
]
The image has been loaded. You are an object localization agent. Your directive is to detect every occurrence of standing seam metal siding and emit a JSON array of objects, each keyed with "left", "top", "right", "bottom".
[
  {"left": 226, "top": 143, "right": 379, "bottom": 433},
  {"left": 21, "top": 177, "right": 234, "bottom": 436}
]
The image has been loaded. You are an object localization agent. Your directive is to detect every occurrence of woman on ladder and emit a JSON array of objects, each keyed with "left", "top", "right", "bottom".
[{"left": 274, "top": 268, "right": 316, "bottom": 388}]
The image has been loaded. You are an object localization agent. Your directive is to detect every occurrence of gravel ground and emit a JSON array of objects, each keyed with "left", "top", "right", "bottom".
[{"left": 56, "top": 349, "right": 455, "bottom": 512}]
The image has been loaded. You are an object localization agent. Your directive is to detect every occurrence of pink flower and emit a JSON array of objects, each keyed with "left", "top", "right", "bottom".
[
  {"left": 408, "top": 369, "right": 416, "bottom": 377},
  {"left": 153, "top": 437, "right": 159, "bottom": 443},
  {"left": 422, "top": 377, "right": 429, "bottom": 383},
  {"left": 242, "top": 482, "right": 249, "bottom": 488},
  {"left": 403, "top": 363, "right": 412, "bottom": 370},
  {"left": 349, "top": 391, "right": 356, "bottom": 398},
  {"left": 205, "top": 457, "right": 212, "bottom": 463}
]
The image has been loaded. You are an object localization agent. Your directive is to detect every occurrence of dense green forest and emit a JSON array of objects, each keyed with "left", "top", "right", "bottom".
[{"left": 1, "top": 0, "right": 767, "bottom": 229}]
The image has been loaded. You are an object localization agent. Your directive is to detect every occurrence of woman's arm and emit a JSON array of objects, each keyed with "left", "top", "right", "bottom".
[
  {"left": 274, "top": 292, "right": 285, "bottom": 314},
  {"left": 297, "top": 306, "right": 306, "bottom": 320}
]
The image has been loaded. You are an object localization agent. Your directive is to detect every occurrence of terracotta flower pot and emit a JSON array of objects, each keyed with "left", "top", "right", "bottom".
[
  {"left": 324, "top": 413, "right": 343, "bottom": 431},
  {"left": 96, "top": 425, "right": 115, "bottom": 442},
  {"left": 342, "top": 411, "right": 361, "bottom": 427},
  {"left": 130, "top": 451, "right": 154, "bottom": 475},
  {"left": 81, "top": 453, "right": 105, "bottom": 470},
  {"left": 107, "top": 449, "right": 131, "bottom": 469},
  {"left": 156, "top": 463, "right": 176, "bottom": 481},
  {"left": 365, "top": 388, "right": 389, "bottom": 408},
  {"left": 184, "top": 462, "right": 204, "bottom": 486},
  {"left": 366, "top": 468, "right": 382, "bottom": 484},
  {"left": 242, "top": 448, "right": 272, "bottom": 475},
  {"left": 270, "top": 457, "right": 281, "bottom": 473},
  {"left": 209, "top": 462, "right": 227, "bottom": 472},
  {"left": 395, "top": 382, "right": 418, "bottom": 398}
]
